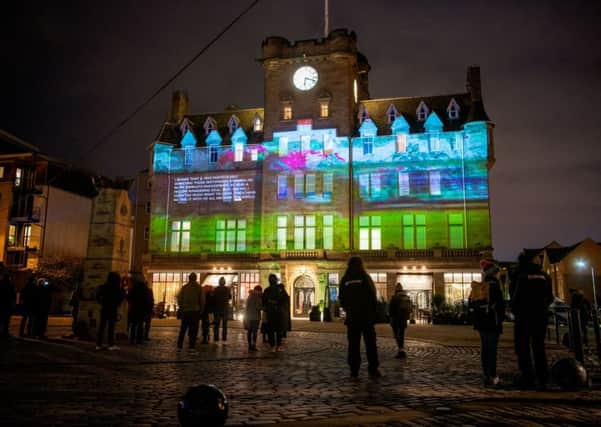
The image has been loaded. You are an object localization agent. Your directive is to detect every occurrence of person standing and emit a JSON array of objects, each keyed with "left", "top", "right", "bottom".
[
  {"left": 245, "top": 285, "right": 263, "bottom": 351},
  {"left": 0, "top": 273, "right": 16, "bottom": 339},
  {"left": 570, "top": 289, "right": 591, "bottom": 346},
  {"left": 279, "top": 282, "right": 291, "bottom": 339},
  {"left": 127, "top": 277, "right": 147, "bottom": 344},
  {"left": 19, "top": 276, "right": 39, "bottom": 337},
  {"left": 96, "top": 271, "right": 125, "bottom": 350},
  {"left": 510, "top": 253, "right": 553, "bottom": 389},
  {"left": 388, "top": 283, "right": 411, "bottom": 359},
  {"left": 200, "top": 284, "right": 214, "bottom": 344},
  {"left": 469, "top": 260, "right": 505, "bottom": 386},
  {"left": 262, "top": 274, "right": 287, "bottom": 352},
  {"left": 177, "top": 273, "right": 204, "bottom": 352},
  {"left": 68, "top": 284, "right": 83, "bottom": 335},
  {"left": 143, "top": 280, "right": 154, "bottom": 341},
  {"left": 36, "top": 278, "right": 54, "bottom": 339},
  {"left": 339, "top": 256, "right": 381, "bottom": 378},
  {"left": 212, "top": 277, "right": 231, "bottom": 342}
]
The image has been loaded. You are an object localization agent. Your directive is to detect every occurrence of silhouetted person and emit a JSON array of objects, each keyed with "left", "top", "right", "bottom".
[
  {"left": 389, "top": 282, "right": 411, "bottom": 359},
  {"left": 570, "top": 289, "right": 591, "bottom": 346},
  {"left": 127, "top": 277, "right": 147, "bottom": 344},
  {"left": 0, "top": 273, "right": 16, "bottom": 339},
  {"left": 469, "top": 259, "right": 505, "bottom": 387},
  {"left": 201, "top": 284, "right": 214, "bottom": 344},
  {"left": 339, "top": 256, "right": 381, "bottom": 378},
  {"left": 212, "top": 277, "right": 231, "bottom": 342},
  {"left": 262, "top": 274, "right": 287, "bottom": 351},
  {"left": 19, "top": 276, "right": 39, "bottom": 337},
  {"left": 245, "top": 285, "right": 263, "bottom": 351},
  {"left": 143, "top": 281, "right": 154, "bottom": 341},
  {"left": 279, "top": 282, "right": 291, "bottom": 339},
  {"left": 69, "top": 284, "right": 83, "bottom": 335},
  {"left": 36, "top": 278, "right": 54, "bottom": 339},
  {"left": 96, "top": 271, "right": 124, "bottom": 350},
  {"left": 510, "top": 254, "right": 553, "bottom": 389},
  {"left": 177, "top": 273, "right": 204, "bottom": 351}
]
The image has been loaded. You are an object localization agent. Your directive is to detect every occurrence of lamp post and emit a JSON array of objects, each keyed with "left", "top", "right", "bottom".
[{"left": 576, "top": 259, "right": 600, "bottom": 357}]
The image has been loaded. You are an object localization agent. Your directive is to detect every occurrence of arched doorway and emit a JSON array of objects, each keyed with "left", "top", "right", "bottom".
[{"left": 293, "top": 274, "right": 315, "bottom": 318}]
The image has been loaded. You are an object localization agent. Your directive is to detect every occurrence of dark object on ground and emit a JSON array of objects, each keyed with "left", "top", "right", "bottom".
[
  {"left": 309, "top": 306, "right": 321, "bottom": 321},
  {"left": 551, "top": 357, "right": 589, "bottom": 390},
  {"left": 178, "top": 384, "right": 228, "bottom": 427}
]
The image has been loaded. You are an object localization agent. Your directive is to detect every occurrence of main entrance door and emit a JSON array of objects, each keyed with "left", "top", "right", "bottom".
[{"left": 293, "top": 274, "right": 315, "bottom": 318}]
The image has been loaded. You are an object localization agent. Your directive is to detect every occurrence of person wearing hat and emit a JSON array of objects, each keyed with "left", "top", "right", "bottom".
[
  {"left": 388, "top": 282, "right": 412, "bottom": 358},
  {"left": 469, "top": 258, "right": 505, "bottom": 386}
]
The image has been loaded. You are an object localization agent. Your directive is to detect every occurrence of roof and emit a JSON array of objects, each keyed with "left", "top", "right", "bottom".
[
  {"left": 546, "top": 243, "right": 580, "bottom": 264},
  {"left": 0, "top": 129, "right": 40, "bottom": 155},
  {"left": 156, "top": 107, "right": 264, "bottom": 148}
]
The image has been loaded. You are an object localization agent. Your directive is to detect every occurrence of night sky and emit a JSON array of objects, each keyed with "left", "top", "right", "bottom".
[{"left": 2, "top": 0, "right": 600, "bottom": 261}]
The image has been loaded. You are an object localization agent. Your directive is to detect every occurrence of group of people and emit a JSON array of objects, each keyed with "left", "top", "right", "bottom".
[
  {"left": 16, "top": 275, "right": 54, "bottom": 339},
  {"left": 469, "top": 254, "right": 554, "bottom": 389}
]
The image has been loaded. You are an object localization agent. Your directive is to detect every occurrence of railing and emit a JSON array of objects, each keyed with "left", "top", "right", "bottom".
[
  {"left": 395, "top": 249, "right": 434, "bottom": 258},
  {"left": 282, "top": 250, "right": 323, "bottom": 259},
  {"left": 441, "top": 248, "right": 481, "bottom": 257},
  {"left": 351, "top": 250, "right": 388, "bottom": 258},
  {"left": 207, "top": 252, "right": 259, "bottom": 260}
]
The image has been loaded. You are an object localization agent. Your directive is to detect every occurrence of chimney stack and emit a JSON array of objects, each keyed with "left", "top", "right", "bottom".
[
  {"left": 169, "top": 90, "right": 190, "bottom": 123},
  {"left": 466, "top": 66, "right": 482, "bottom": 102}
]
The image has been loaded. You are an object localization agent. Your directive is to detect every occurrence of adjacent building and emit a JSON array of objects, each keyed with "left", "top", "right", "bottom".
[{"left": 138, "top": 29, "right": 495, "bottom": 318}]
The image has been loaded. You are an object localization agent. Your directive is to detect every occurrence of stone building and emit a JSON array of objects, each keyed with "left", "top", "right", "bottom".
[{"left": 137, "top": 29, "right": 495, "bottom": 318}]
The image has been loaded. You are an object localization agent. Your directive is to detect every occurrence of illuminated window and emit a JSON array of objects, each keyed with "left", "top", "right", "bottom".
[
  {"left": 234, "top": 143, "right": 244, "bottom": 162},
  {"left": 277, "top": 216, "right": 287, "bottom": 250},
  {"left": 283, "top": 104, "right": 292, "bottom": 120},
  {"left": 0, "top": 166, "right": 4, "bottom": 178},
  {"left": 144, "top": 226, "right": 149, "bottom": 241},
  {"left": 253, "top": 115, "right": 263, "bottom": 132},
  {"left": 359, "top": 216, "right": 381, "bottom": 250},
  {"left": 250, "top": 148, "right": 258, "bottom": 161},
  {"left": 444, "top": 272, "right": 480, "bottom": 304},
  {"left": 171, "top": 221, "right": 191, "bottom": 252},
  {"left": 277, "top": 175, "right": 288, "bottom": 199},
  {"left": 386, "top": 104, "right": 398, "bottom": 124},
  {"left": 447, "top": 98, "right": 460, "bottom": 120},
  {"left": 301, "top": 135, "right": 311, "bottom": 152},
  {"left": 395, "top": 134, "right": 407, "bottom": 153},
  {"left": 15, "top": 167, "right": 22, "bottom": 187},
  {"left": 358, "top": 104, "right": 368, "bottom": 123},
  {"left": 8, "top": 225, "right": 16, "bottom": 246},
  {"left": 359, "top": 173, "right": 380, "bottom": 199},
  {"left": 323, "top": 215, "right": 334, "bottom": 250},
  {"left": 294, "top": 215, "right": 316, "bottom": 250},
  {"left": 449, "top": 213, "right": 465, "bottom": 249},
  {"left": 429, "top": 171, "right": 441, "bottom": 195},
  {"left": 209, "top": 146, "right": 218, "bottom": 164},
  {"left": 323, "top": 173, "right": 333, "bottom": 195},
  {"left": 278, "top": 137, "right": 288, "bottom": 156},
  {"left": 370, "top": 272, "right": 388, "bottom": 299},
  {"left": 363, "top": 137, "right": 373, "bottom": 155},
  {"left": 403, "top": 214, "right": 426, "bottom": 249},
  {"left": 416, "top": 101, "right": 429, "bottom": 121},
  {"left": 216, "top": 219, "right": 246, "bottom": 252},
  {"left": 306, "top": 174, "right": 316, "bottom": 196},
  {"left": 216, "top": 220, "right": 225, "bottom": 251},
  {"left": 398, "top": 172, "right": 410, "bottom": 196},
  {"left": 145, "top": 201, "right": 151, "bottom": 214},
  {"left": 294, "top": 174, "right": 304, "bottom": 198},
  {"left": 184, "top": 148, "right": 193, "bottom": 166},
  {"left": 320, "top": 101, "right": 329, "bottom": 118}
]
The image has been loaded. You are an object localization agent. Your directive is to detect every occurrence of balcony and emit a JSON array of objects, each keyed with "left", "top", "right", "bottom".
[
  {"left": 281, "top": 250, "right": 324, "bottom": 259},
  {"left": 395, "top": 249, "right": 434, "bottom": 258}
]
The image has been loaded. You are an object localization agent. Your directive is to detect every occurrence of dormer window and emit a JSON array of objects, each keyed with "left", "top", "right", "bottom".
[
  {"left": 179, "top": 117, "right": 194, "bottom": 135},
  {"left": 253, "top": 114, "right": 262, "bottom": 132},
  {"left": 447, "top": 98, "right": 460, "bottom": 120},
  {"left": 358, "top": 104, "right": 369, "bottom": 123},
  {"left": 386, "top": 104, "right": 399, "bottom": 125},
  {"left": 227, "top": 115, "right": 240, "bottom": 135},
  {"left": 282, "top": 102, "right": 292, "bottom": 120},
  {"left": 203, "top": 117, "right": 217, "bottom": 135},
  {"left": 416, "top": 101, "right": 429, "bottom": 121}
]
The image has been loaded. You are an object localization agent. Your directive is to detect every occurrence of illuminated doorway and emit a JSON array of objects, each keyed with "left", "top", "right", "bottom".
[{"left": 293, "top": 274, "right": 315, "bottom": 318}]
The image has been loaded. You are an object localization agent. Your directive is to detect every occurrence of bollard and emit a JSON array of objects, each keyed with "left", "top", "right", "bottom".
[{"left": 570, "top": 309, "right": 584, "bottom": 363}]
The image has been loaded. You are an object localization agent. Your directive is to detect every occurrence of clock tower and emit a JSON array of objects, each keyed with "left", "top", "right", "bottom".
[{"left": 260, "top": 29, "right": 370, "bottom": 140}]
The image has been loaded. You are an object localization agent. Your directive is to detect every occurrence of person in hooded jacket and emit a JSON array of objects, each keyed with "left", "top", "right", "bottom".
[
  {"left": 96, "top": 271, "right": 124, "bottom": 350},
  {"left": 388, "top": 283, "right": 412, "bottom": 359},
  {"left": 339, "top": 256, "right": 381, "bottom": 378},
  {"left": 469, "top": 259, "right": 505, "bottom": 386}
]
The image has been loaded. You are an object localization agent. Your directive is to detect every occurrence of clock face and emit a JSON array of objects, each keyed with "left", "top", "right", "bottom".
[{"left": 293, "top": 66, "right": 318, "bottom": 91}]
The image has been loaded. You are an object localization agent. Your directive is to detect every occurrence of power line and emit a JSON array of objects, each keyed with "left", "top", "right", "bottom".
[{"left": 81, "top": 0, "right": 261, "bottom": 159}]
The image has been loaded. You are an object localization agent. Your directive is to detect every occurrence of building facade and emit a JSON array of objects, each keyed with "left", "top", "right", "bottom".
[{"left": 140, "top": 29, "right": 494, "bottom": 318}]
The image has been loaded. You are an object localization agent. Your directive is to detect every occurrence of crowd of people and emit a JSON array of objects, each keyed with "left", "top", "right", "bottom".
[{"left": 0, "top": 253, "right": 597, "bottom": 391}]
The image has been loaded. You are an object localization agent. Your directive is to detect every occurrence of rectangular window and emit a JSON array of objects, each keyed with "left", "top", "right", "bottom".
[
  {"left": 216, "top": 219, "right": 246, "bottom": 252},
  {"left": 323, "top": 215, "right": 333, "bottom": 250},
  {"left": 294, "top": 215, "right": 304, "bottom": 250},
  {"left": 301, "top": 135, "right": 311, "bottom": 153},
  {"left": 358, "top": 215, "right": 381, "bottom": 250},
  {"left": 416, "top": 214, "right": 426, "bottom": 249},
  {"left": 323, "top": 173, "right": 333, "bottom": 195},
  {"left": 294, "top": 175, "right": 304, "bottom": 198},
  {"left": 277, "top": 216, "right": 287, "bottom": 250},
  {"left": 144, "top": 226, "right": 149, "bottom": 241},
  {"left": 306, "top": 174, "right": 316, "bottom": 196},
  {"left": 283, "top": 105, "right": 292, "bottom": 120},
  {"left": 171, "top": 221, "right": 190, "bottom": 252},
  {"left": 292, "top": 215, "right": 317, "bottom": 250},
  {"left": 234, "top": 143, "right": 244, "bottom": 162},
  {"left": 236, "top": 219, "right": 246, "bottom": 252},
  {"left": 277, "top": 175, "right": 288, "bottom": 199},
  {"left": 370, "top": 173, "right": 381, "bottom": 199},
  {"left": 363, "top": 137, "right": 373, "bottom": 155},
  {"left": 370, "top": 272, "right": 388, "bottom": 299},
  {"left": 184, "top": 148, "right": 193, "bottom": 166},
  {"left": 216, "top": 220, "right": 225, "bottom": 252},
  {"left": 8, "top": 225, "right": 16, "bottom": 246},
  {"left": 306, "top": 215, "right": 316, "bottom": 249},
  {"left": 278, "top": 137, "right": 288, "bottom": 156},
  {"left": 429, "top": 171, "right": 441, "bottom": 196},
  {"left": 402, "top": 214, "right": 414, "bottom": 250},
  {"left": 320, "top": 102, "right": 329, "bottom": 118},
  {"left": 395, "top": 134, "right": 407, "bottom": 153},
  {"left": 398, "top": 172, "right": 410, "bottom": 196},
  {"left": 0, "top": 166, "right": 4, "bottom": 178},
  {"left": 449, "top": 213, "right": 465, "bottom": 249},
  {"left": 226, "top": 219, "right": 237, "bottom": 252},
  {"left": 209, "top": 146, "right": 218, "bottom": 164},
  {"left": 15, "top": 167, "right": 22, "bottom": 187},
  {"left": 250, "top": 148, "right": 258, "bottom": 161},
  {"left": 403, "top": 214, "right": 426, "bottom": 249}
]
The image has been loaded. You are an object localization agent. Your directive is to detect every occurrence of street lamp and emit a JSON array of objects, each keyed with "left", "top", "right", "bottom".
[
  {"left": 576, "top": 258, "right": 600, "bottom": 357},
  {"left": 575, "top": 259, "right": 597, "bottom": 309}
]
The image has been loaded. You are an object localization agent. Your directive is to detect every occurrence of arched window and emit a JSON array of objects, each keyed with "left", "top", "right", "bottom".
[
  {"left": 447, "top": 98, "right": 460, "bottom": 120},
  {"left": 416, "top": 101, "right": 429, "bottom": 122},
  {"left": 358, "top": 104, "right": 369, "bottom": 123},
  {"left": 227, "top": 115, "right": 240, "bottom": 135},
  {"left": 203, "top": 117, "right": 217, "bottom": 135},
  {"left": 386, "top": 104, "right": 398, "bottom": 125}
]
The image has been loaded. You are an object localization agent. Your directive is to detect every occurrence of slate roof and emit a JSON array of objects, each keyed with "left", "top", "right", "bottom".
[
  {"left": 522, "top": 241, "right": 583, "bottom": 264},
  {"left": 156, "top": 107, "right": 264, "bottom": 148}
]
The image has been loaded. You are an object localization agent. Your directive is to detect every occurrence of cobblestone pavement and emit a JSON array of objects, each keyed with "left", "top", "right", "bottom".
[{"left": 1, "top": 318, "right": 601, "bottom": 426}]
